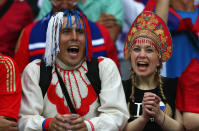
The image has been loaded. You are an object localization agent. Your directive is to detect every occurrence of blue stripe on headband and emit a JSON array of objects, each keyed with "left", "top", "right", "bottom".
[{"left": 75, "top": 14, "right": 79, "bottom": 29}]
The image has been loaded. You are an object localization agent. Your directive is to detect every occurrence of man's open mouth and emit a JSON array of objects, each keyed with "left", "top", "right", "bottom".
[{"left": 67, "top": 46, "right": 79, "bottom": 53}]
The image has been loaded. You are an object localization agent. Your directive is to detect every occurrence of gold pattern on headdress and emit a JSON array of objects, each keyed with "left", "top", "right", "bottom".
[{"left": 124, "top": 11, "right": 172, "bottom": 62}]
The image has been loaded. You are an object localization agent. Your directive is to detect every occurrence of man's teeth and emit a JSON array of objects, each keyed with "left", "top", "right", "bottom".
[{"left": 68, "top": 47, "right": 79, "bottom": 52}]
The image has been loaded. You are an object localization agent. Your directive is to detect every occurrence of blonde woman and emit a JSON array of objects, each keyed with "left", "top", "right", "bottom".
[{"left": 123, "top": 11, "right": 184, "bottom": 131}]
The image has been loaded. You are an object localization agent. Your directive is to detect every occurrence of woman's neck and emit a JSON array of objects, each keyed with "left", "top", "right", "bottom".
[
  {"left": 137, "top": 74, "right": 158, "bottom": 90},
  {"left": 170, "top": 0, "right": 195, "bottom": 12}
]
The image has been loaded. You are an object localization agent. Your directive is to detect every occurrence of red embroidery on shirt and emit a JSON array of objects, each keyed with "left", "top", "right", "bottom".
[
  {"left": 98, "top": 58, "right": 104, "bottom": 63},
  {"left": 36, "top": 62, "right": 40, "bottom": 66},
  {"left": 76, "top": 84, "right": 97, "bottom": 116},
  {"left": 81, "top": 65, "right": 87, "bottom": 71},
  {"left": 47, "top": 82, "right": 71, "bottom": 114},
  {"left": 47, "top": 67, "right": 98, "bottom": 116},
  {"left": 72, "top": 71, "right": 83, "bottom": 100},
  {"left": 77, "top": 69, "right": 88, "bottom": 86},
  {"left": 87, "top": 120, "right": 95, "bottom": 131}
]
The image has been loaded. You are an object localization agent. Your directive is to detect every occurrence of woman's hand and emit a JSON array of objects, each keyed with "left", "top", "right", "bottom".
[{"left": 142, "top": 92, "right": 161, "bottom": 119}]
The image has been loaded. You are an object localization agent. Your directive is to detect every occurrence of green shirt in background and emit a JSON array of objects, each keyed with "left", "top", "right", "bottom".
[
  {"left": 77, "top": 0, "right": 123, "bottom": 27},
  {"left": 38, "top": 0, "right": 123, "bottom": 27}
]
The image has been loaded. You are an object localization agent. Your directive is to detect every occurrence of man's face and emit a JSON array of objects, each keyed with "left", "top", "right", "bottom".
[
  {"left": 57, "top": 15, "right": 86, "bottom": 67},
  {"left": 51, "top": 0, "right": 78, "bottom": 12}
]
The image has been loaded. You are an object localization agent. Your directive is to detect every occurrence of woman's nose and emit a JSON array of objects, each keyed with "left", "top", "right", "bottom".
[{"left": 139, "top": 49, "right": 146, "bottom": 57}]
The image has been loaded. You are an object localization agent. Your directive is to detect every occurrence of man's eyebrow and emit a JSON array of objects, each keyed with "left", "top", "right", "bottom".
[
  {"left": 60, "top": 28, "right": 71, "bottom": 31},
  {"left": 62, "top": 27, "right": 71, "bottom": 30}
]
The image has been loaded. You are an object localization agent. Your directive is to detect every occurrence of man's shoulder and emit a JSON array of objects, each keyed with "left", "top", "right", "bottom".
[
  {"left": 13, "top": 0, "right": 33, "bottom": 13},
  {"left": 0, "top": 55, "right": 18, "bottom": 72},
  {"left": 97, "top": 57, "right": 113, "bottom": 63},
  {"left": 23, "top": 59, "right": 41, "bottom": 72},
  {"left": 97, "top": 57, "right": 118, "bottom": 70},
  {"left": 29, "top": 59, "right": 41, "bottom": 66},
  {"left": 0, "top": 55, "right": 15, "bottom": 63}
]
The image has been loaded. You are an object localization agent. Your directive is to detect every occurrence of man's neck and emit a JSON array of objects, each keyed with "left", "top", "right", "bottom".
[
  {"left": 56, "top": 58, "right": 85, "bottom": 71},
  {"left": 170, "top": 0, "right": 195, "bottom": 12}
]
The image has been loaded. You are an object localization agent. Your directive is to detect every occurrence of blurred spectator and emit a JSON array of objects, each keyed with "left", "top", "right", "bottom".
[
  {"left": 115, "top": 0, "right": 144, "bottom": 80},
  {"left": 176, "top": 56, "right": 199, "bottom": 131},
  {"left": 0, "top": 0, "right": 33, "bottom": 57},
  {"left": 77, "top": 0, "right": 123, "bottom": 42},
  {"left": 0, "top": 55, "right": 22, "bottom": 131},
  {"left": 14, "top": 0, "right": 119, "bottom": 74},
  {"left": 163, "top": 0, "right": 199, "bottom": 78},
  {"left": 142, "top": 0, "right": 199, "bottom": 78},
  {"left": 38, "top": 0, "right": 123, "bottom": 42},
  {"left": 26, "top": 0, "right": 39, "bottom": 19},
  {"left": 37, "top": 0, "right": 51, "bottom": 19},
  {"left": 37, "top": 0, "right": 43, "bottom": 8},
  {"left": 195, "top": 0, "right": 199, "bottom": 5}
]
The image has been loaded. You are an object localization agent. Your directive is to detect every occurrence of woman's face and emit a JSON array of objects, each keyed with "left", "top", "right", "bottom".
[{"left": 130, "top": 38, "right": 160, "bottom": 77}]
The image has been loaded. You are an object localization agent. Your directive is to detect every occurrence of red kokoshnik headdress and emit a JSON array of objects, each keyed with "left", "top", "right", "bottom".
[{"left": 124, "top": 11, "right": 172, "bottom": 62}]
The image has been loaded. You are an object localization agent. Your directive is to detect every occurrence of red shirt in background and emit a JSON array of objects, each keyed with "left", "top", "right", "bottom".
[
  {"left": 0, "top": 55, "right": 22, "bottom": 121},
  {"left": 0, "top": 0, "right": 33, "bottom": 57}
]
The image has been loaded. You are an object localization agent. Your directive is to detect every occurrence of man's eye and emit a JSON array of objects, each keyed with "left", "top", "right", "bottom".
[
  {"left": 76, "top": 29, "right": 84, "bottom": 34},
  {"left": 133, "top": 47, "right": 140, "bottom": 52},
  {"left": 61, "top": 28, "right": 72, "bottom": 33}
]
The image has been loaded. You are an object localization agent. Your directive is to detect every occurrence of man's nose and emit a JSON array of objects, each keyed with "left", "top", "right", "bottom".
[{"left": 72, "top": 29, "right": 77, "bottom": 40}]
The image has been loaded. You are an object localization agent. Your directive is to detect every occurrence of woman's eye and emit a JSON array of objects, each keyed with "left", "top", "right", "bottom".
[
  {"left": 145, "top": 48, "right": 154, "bottom": 53},
  {"left": 133, "top": 47, "right": 140, "bottom": 52}
]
